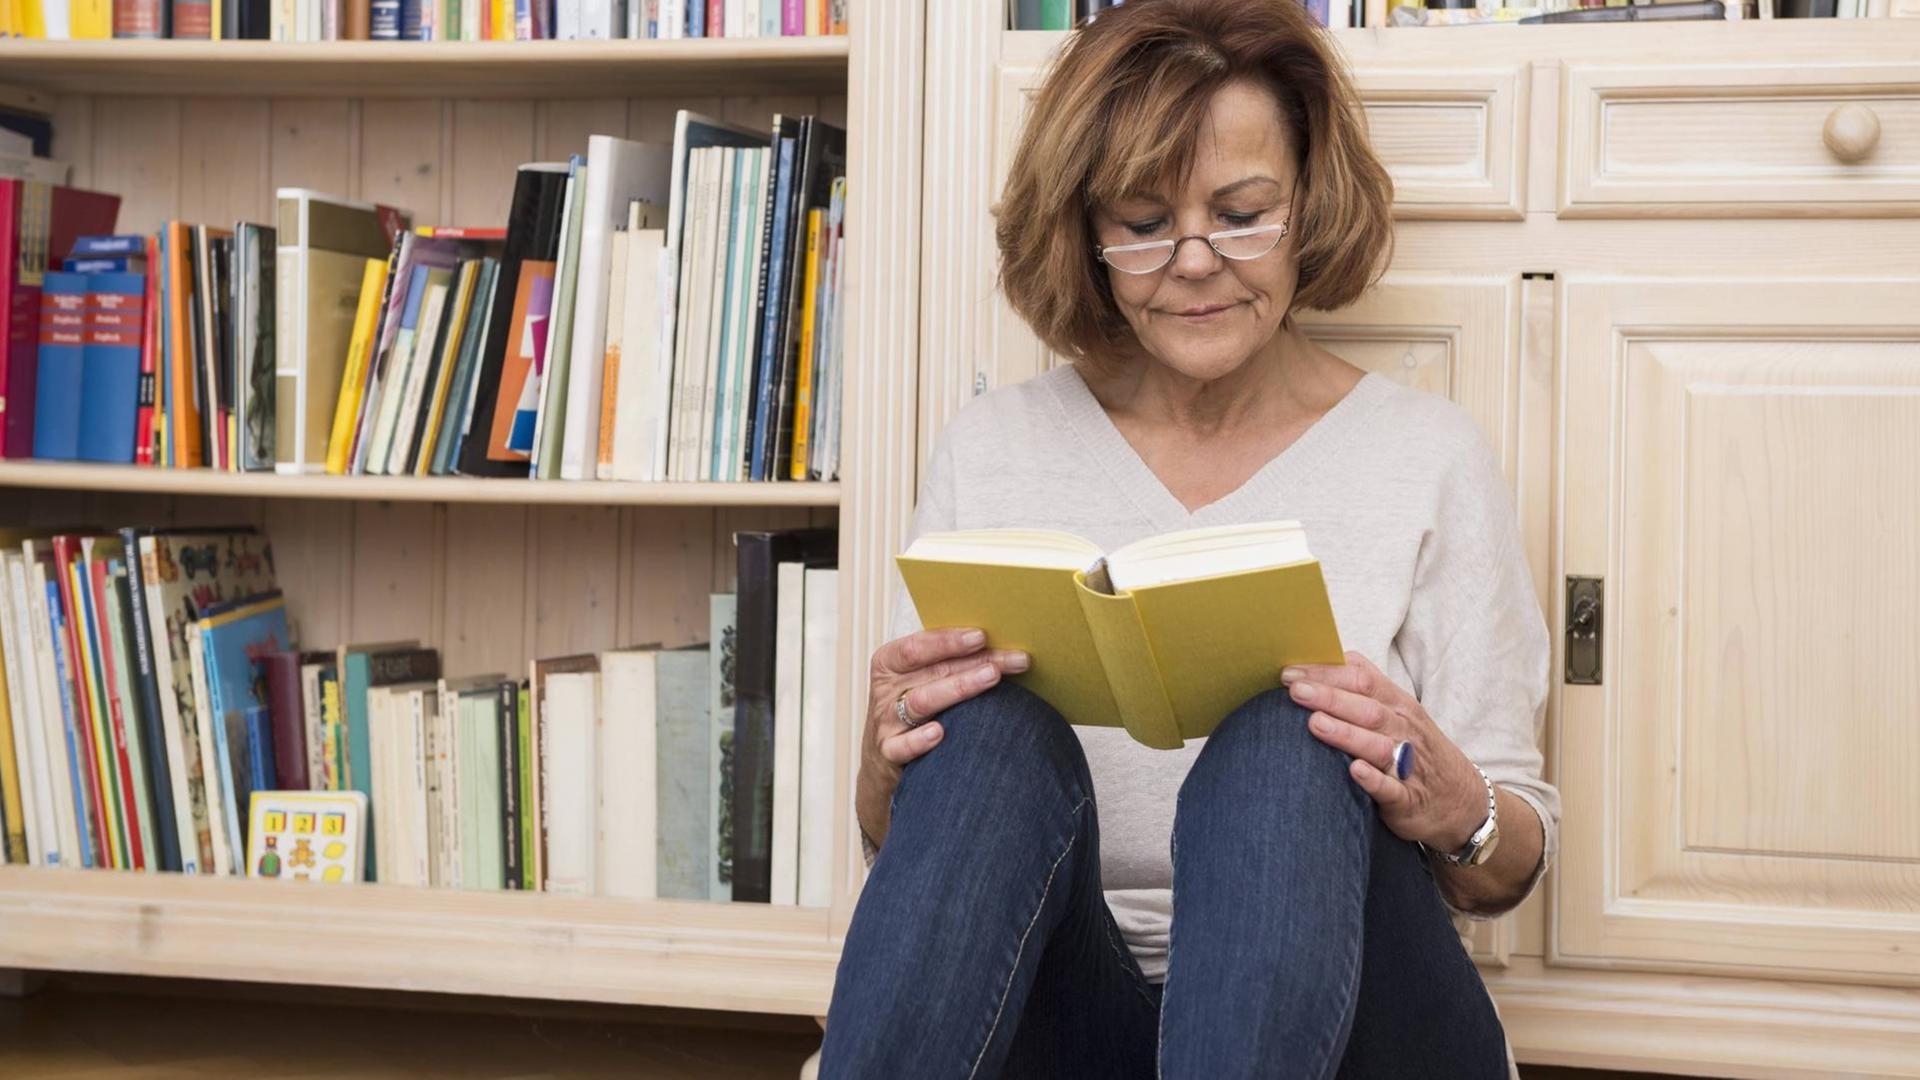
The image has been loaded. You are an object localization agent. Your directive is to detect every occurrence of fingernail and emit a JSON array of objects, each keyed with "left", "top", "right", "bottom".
[
  {"left": 1280, "top": 667, "right": 1304, "bottom": 683},
  {"left": 1291, "top": 682, "right": 1315, "bottom": 701},
  {"left": 974, "top": 665, "right": 999, "bottom": 687},
  {"left": 920, "top": 723, "right": 942, "bottom": 745},
  {"left": 961, "top": 629, "right": 986, "bottom": 649},
  {"left": 1005, "top": 652, "right": 1030, "bottom": 673},
  {"left": 1310, "top": 713, "right": 1333, "bottom": 734}
]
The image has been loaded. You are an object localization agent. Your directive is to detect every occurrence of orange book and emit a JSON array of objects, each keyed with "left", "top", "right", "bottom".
[
  {"left": 788, "top": 209, "right": 824, "bottom": 480},
  {"left": 484, "top": 260, "right": 555, "bottom": 463},
  {"left": 164, "top": 222, "right": 204, "bottom": 470}
]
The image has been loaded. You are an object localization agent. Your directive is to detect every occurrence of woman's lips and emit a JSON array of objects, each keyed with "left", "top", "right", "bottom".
[{"left": 1171, "top": 302, "right": 1238, "bottom": 319}]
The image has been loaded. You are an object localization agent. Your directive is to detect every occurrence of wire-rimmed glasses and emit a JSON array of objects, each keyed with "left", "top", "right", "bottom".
[{"left": 1094, "top": 220, "right": 1291, "bottom": 276}]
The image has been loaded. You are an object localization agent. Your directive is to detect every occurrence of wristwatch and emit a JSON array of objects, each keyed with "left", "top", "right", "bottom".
[{"left": 1428, "top": 762, "right": 1500, "bottom": 868}]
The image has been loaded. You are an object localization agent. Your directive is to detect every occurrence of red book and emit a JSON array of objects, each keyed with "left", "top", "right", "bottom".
[
  {"left": 262, "top": 651, "right": 312, "bottom": 791},
  {"left": 0, "top": 179, "right": 123, "bottom": 459},
  {"left": 708, "top": 0, "right": 722, "bottom": 33},
  {"left": 113, "top": 0, "right": 166, "bottom": 37},
  {"left": 88, "top": 555, "right": 146, "bottom": 872},
  {"left": 135, "top": 234, "right": 158, "bottom": 465}
]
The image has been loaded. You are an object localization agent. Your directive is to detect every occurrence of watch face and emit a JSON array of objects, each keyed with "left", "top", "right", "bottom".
[{"left": 1467, "top": 821, "right": 1501, "bottom": 866}]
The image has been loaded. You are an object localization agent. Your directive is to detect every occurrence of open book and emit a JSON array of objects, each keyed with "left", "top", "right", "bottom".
[{"left": 897, "top": 521, "right": 1344, "bottom": 750}]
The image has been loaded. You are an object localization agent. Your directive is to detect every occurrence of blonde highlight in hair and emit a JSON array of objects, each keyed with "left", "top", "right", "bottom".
[{"left": 995, "top": 0, "right": 1395, "bottom": 368}]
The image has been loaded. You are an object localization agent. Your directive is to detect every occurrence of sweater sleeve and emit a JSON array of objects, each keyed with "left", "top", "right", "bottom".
[
  {"left": 1395, "top": 426, "right": 1559, "bottom": 918},
  {"left": 866, "top": 427, "right": 963, "bottom": 868}
]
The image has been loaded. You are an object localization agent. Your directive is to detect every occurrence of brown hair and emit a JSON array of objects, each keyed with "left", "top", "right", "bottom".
[{"left": 995, "top": 0, "right": 1395, "bottom": 368}]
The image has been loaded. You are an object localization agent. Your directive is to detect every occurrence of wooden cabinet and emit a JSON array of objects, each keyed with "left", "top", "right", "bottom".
[{"left": 929, "top": 11, "right": 1920, "bottom": 1076}]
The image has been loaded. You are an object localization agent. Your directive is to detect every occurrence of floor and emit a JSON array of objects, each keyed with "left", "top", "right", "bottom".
[{"left": 0, "top": 971, "right": 1684, "bottom": 1079}]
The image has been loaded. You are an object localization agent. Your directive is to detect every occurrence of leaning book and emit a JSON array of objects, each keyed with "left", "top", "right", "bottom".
[{"left": 896, "top": 521, "right": 1344, "bottom": 751}]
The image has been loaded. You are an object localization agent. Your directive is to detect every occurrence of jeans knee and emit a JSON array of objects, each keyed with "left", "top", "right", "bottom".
[
  {"left": 1180, "top": 686, "right": 1357, "bottom": 809},
  {"left": 898, "top": 681, "right": 1089, "bottom": 816}
]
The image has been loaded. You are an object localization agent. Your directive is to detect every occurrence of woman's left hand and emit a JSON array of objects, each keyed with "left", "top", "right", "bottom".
[{"left": 1281, "top": 651, "right": 1485, "bottom": 852}]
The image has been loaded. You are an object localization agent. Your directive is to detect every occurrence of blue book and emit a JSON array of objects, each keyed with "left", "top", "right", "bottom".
[
  {"left": 199, "top": 596, "right": 291, "bottom": 873},
  {"left": 371, "top": 0, "right": 402, "bottom": 38},
  {"left": 30, "top": 272, "right": 89, "bottom": 461},
  {"left": 761, "top": 0, "right": 779, "bottom": 36},
  {"left": 244, "top": 705, "right": 276, "bottom": 795},
  {"left": 749, "top": 137, "right": 797, "bottom": 481},
  {"left": 689, "top": 0, "right": 704, "bottom": 36},
  {"left": 400, "top": 0, "right": 424, "bottom": 38},
  {"left": 42, "top": 575, "right": 94, "bottom": 869},
  {"left": 78, "top": 272, "right": 146, "bottom": 464},
  {"left": 63, "top": 257, "right": 143, "bottom": 274},
  {"left": 70, "top": 234, "right": 147, "bottom": 256}
]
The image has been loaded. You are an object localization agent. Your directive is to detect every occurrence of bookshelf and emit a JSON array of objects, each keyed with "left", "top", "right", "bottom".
[
  {"left": 0, "top": 37, "right": 852, "bottom": 98},
  {"left": 0, "top": 462, "right": 842, "bottom": 507},
  {"left": 0, "top": 0, "right": 924, "bottom": 1030}
]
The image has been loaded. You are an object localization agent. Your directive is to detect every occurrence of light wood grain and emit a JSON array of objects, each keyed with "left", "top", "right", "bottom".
[{"left": 0, "top": 38, "right": 850, "bottom": 100}]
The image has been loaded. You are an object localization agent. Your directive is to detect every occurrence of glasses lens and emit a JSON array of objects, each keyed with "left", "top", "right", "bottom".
[
  {"left": 1212, "top": 225, "right": 1286, "bottom": 261},
  {"left": 1102, "top": 242, "right": 1172, "bottom": 274}
]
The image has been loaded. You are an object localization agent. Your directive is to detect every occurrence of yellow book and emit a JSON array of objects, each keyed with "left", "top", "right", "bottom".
[
  {"left": 69, "top": 0, "right": 109, "bottom": 36},
  {"left": 788, "top": 209, "right": 823, "bottom": 480},
  {"left": 897, "top": 521, "right": 1345, "bottom": 750},
  {"left": 324, "top": 258, "right": 389, "bottom": 476},
  {"left": 492, "top": 0, "right": 510, "bottom": 37},
  {"left": 0, "top": 594, "right": 24, "bottom": 864},
  {"left": 413, "top": 260, "right": 480, "bottom": 474},
  {"left": 19, "top": 0, "right": 44, "bottom": 37}
]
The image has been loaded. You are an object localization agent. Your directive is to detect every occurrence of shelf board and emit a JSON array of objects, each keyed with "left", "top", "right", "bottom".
[
  {"left": 0, "top": 866, "right": 838, "bottom": 1013},
  {"left": 0, "top": 37, "right": 850, "bottom": 99},
  {"left": 0, "top": 461, "right": 840, "bottom": 507}
]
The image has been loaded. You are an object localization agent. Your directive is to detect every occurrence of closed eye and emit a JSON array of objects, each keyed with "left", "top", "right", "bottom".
[{"left": 1124, "top": 218, "right": 1167, "bottom": 237}]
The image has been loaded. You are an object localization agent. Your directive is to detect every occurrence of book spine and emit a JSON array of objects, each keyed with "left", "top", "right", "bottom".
[
  {"left": 79, "top": 272, "right": 143, "bottom": 464},
  {"left": 42, "top": 577, "right": 98, "bottom": 869},
  {"left": 497, "top": 679, "right": 520, "bottom": 888},
  {"left": 31, "top": 275, "right": 85, "bottom": 461},
  {"left": 87, "top": 558, "right": 144, "bottom": 870},
  {"left": 171, "top": 0, "right": 211, "bottom": 35},
  {"left": 112, "top": 0, "right": 167, "bottom": 38},
  {"left": 263, "top": 652, "right": 309, "bottom": 790},
  {"left": 369, "top": 0, "right": 398, "bottom": 35},
  {"left": 781, "top": 0, "right": 798, "bottom": 34}
]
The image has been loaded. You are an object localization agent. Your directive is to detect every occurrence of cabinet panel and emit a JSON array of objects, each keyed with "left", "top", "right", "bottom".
[
  {"left": 1347, "top": 66, "right": 1528, "bottom": 221},
  {"left": 1556, "top": 277, "right": 1920, "bottom": 983},
  {"left": 1561, "top": 64, "right": 1920, "bottom": 218}
]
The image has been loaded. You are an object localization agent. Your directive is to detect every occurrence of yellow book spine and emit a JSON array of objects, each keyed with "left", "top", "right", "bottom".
[
  {"left": 1073, "top": 574, "right": 1182, "bottom": 750},
  {"left": 20, "top": 0, "right": 44, "bottom": 37},
  {"left": 788, "top": 209, "right": 823, "bottom": 480},
  {"left": 492, "top": 0, "right": 509, "bottom": 37},
  {"left": 211, "top": 0, "right": 222, "bottom": 38},
  {"left": 325, "top": 259, "right": 389, "bottom": 476},
  {"left": 414, "top": 263, "right": 478, "bottom": 475},
  {"left": 0, "top": 623, "right": 26, "bottom": 863},
  {"left": 70, "top": 0, "right": 110, "bottom": 36}
]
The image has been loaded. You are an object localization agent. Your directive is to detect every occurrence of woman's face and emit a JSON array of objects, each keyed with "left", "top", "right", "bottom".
[{"left": 1092, "top": 80, "right": 1301, "bottom": 383}]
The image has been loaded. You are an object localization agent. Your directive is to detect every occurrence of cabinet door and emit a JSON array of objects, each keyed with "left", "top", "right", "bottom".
[{"left": 1556, "top": 277, "right": 1920, "bottom": 983}]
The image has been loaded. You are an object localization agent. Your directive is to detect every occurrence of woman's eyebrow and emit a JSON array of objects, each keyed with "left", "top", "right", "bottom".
[{"left": 1211, "top": 176, "right": 1285, "bottom": 198}]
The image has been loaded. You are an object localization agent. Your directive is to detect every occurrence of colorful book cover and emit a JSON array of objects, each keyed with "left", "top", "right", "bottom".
[
  {"left": 140, "top": 530, "right": 277, "bottom": 874},
  {"left": 49, "top": 537, "right": 116, "bottom": 868},
  {"left": 497, "top": 266, "right": 553, "bottom": 458},
  {"left": 85, "top": 544, "right": 148, "bottom": 870},
  {"left": 114, "top": 533, "right": 181, "bottom": 872},
  {"left": 198, "top": 595, "right": 290, "bottom": 866},
  {"left": 247, "top": 789, "right": 368, "bottom": 882},
  {"left": 787, "top": 209, "right": 823, "bottom": 480},
  {"left": 134, "top": 235, "right": 159, "bottom": 466}
]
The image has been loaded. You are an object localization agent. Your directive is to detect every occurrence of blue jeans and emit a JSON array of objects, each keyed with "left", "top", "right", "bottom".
[{"left": 821, "top": 683, "right": 1509, "bottom": 1079}]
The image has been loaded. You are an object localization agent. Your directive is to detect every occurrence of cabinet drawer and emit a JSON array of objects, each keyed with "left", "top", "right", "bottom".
[
  {"left": 1351, "top": 66, "right": 1528, "bottom": 220},
  {"left": 1561, "top": 63, "right": 1920, "bottom": 218}
]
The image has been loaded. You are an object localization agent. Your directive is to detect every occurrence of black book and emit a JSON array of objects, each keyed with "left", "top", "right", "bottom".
[
  {"left": 498, "top": 678, "right": 522, "bottom": 890},
  {"left": 457, "top": 164, "right": 570, "bottom": 478},
  {"left": 116, "top": 526, "right": 181, "bottom": 873},
  {"left": 764, "top": 118, "right": 846, "bottom": 482},
  {"left": 730, "top": 527, "right": 838, "bottom": 903}
]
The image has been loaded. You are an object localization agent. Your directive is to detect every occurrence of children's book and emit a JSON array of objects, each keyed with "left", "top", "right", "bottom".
[
  {"left": 896, "top": 521, "right": 1346, "bottom": 750},
  {"left": 247, "top": 789, "right": 369, "bottom": 883}
]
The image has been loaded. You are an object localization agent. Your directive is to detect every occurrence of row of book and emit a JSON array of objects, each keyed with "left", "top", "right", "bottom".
[
  {"left": 0, "top": 524, "right": 842, "bottom": 904},
  {"left": 0, "top": 108, "right": 849, "bottom": 484},
  {"left": 0, "top": 0, "right": 847, "bottom": 38},
  {"left": 1008, "top": 0, "right": 1915, "bottom": 29}
]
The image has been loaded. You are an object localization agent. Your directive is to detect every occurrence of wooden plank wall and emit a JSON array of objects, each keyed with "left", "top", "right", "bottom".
[{"left": 11, "top": 89, "right": 847, "bottom": 677}]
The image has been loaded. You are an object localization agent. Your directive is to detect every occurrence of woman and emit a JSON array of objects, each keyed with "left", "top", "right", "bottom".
[{"left": 822, "top": 1, "right": 1557, "bottom": 1076}]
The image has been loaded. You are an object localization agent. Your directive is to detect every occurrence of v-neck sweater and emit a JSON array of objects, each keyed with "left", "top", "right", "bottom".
[{"left": 885, "top": 363, "right": 1559, "bottom": 987}]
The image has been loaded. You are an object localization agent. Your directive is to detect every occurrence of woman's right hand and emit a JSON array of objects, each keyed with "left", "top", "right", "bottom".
[{"left": 857, "top": 627, "right": 1030, "bottom": 849}]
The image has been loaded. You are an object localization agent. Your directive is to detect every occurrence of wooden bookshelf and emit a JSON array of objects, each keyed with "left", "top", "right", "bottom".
[
  {"left": 0, "top": 865, "right": 840, "bottom": 1013},
  {"left": 0, "top": 461, "right": 841, "bottom": 507},
  {"left": 0, "top": 37, "right": 851, "bottom": 99}
]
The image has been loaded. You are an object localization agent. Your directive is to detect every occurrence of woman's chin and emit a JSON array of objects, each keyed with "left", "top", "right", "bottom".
[{"left": 1140, "top": 339, "right": 1266, "bottom": 384}]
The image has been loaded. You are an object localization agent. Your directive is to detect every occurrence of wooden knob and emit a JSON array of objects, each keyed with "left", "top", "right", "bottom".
[{"left": 1822, "top": 102, "right": 1881, "bottom": 164}]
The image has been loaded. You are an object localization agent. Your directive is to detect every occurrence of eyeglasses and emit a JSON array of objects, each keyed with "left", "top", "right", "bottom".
[{"left": 1094, "top": 220, "right": 1291, "bottom": 276}]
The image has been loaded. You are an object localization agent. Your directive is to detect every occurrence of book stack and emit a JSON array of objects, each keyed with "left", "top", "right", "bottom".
[
  {"left": 0, "top": 109, "right": 848, "bottom": 485},
  {"left": 0, "top": 0, "right": 849, "bottom": 40},
  {"left": 0, "top": 522, "right": 841, "bottom": 907}
]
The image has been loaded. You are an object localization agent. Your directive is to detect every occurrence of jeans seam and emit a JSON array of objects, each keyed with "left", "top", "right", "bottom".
[
  {"left": 1098, "top": 903, "right": 1159, "bottom": 1011},
  {"left": 1303, "top": 810, "right": 1369, "bottom": 1079},
  {"left": 965, "top": 793, "right": 1092, "bottom": 1080},
  {"left": 1156, "top": 820, "right": 1178, "bottom": 1080}
]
